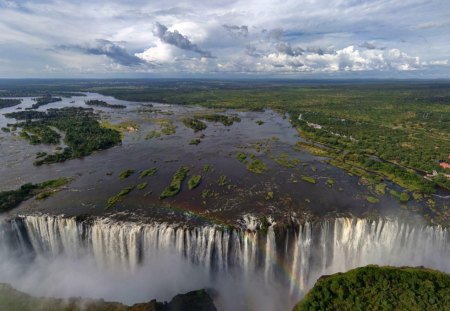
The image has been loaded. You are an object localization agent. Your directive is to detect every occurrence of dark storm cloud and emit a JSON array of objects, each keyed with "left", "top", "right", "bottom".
[
  {"left": 222, "top": 24, "right": 248, "bottom": 37},
  {"left": 58, "top": 39, "right": 144, "bottom": 66},
  {"left": 153, "top": 22, "right": 213, "bottom": 58}
]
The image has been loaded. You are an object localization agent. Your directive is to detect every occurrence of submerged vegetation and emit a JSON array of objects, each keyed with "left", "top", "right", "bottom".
[
  {"left": 236, "top": 152, "right": 268, "bottom": 174},
  {"left": 182, "top": 117, "right": 207, "bottom": 132},
  {"left": 301, "top": 176, "right": 317, "bottom": 184},
  {"left": 136, "top": 182, "right": 148, "bottom": 190},
  {"left": 271, "top": 153, "right": 300, "bottom": 168},
  {"left": 146, "top": 118, "right": 176, "bottom": 139},
  {"left": 188, "top": 175, "right": 202, "bottom": 190},
  {"left": 189, "top": 138, "right": 201, "bottom": 145},
  {"left": 106, "top": 186, "right": 134, "bottom": 209},
  {"left": 294, "top": 265, "right": 450, "bottom": 311},
  {"left": 119, "top": 169, "right": 135, "bottom": 180},
  {"left": 0, "top": 178, "right": 70, "bottom": 213},
  {"left": 4, "top": 107, "right": 122, "bottom": 165},
  {"left": 100, "top": 120, "right": 138, "bottom": 133},
  {"left": 160, "top": 166, "right": 189, "bottom": 199},
  {"left": 246, "top": 157, "right": 268, "bottom": 174},
  {"left": 139, "top": 167, "right": 158, "bottom": 179}
]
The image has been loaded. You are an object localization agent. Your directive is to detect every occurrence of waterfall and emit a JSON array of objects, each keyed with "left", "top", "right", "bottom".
[{"left": 0, "top": 215, "right": 449, "bottom": 296}]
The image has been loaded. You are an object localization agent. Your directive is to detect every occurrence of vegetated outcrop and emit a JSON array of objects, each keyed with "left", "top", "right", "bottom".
[
  {"left": 0, "top": 284, "right": 217, "bottom": 311},
  {"left": 293, "top": 265, "right": 450, "bottom": 311}
]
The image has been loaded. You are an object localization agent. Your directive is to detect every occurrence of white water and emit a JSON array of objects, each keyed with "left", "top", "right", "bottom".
[{"left": 0, "top": 215, "right": 449, "bottom": 310}]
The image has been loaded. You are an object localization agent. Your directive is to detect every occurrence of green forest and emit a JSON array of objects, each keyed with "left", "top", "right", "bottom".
[
  {"left": 294, "top": 265, "right": 450, "bottom": 311},
  {"left": 4, "top": 107, "right": 122, "bottom": 165},
  {"left": 0, "top": 98, "right": 22, "bottom": 109}
]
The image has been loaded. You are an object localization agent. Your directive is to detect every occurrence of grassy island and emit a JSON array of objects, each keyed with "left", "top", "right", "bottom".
[
  {"left": 85, "top": 99, "right": 126, "bottom": 109},
  {"left": 160, "top": 166, "right": 189, "bottom": 199}
]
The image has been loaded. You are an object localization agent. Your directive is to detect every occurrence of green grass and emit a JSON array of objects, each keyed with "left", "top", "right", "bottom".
[
  {"left": 189, "top": 138, "right": 201, "bottom": 145},
  {"left": 106, "top": 186, "right": 134, "bottom": 208},
  {"left": 236, "top": 152, "right": 247, "bottom": 163},
  {"left": 145, "top": 130, "right": 161, "bottom": 139},
  {"left": 203, "top": 164, "right": 212, "bottom": 172},
  {"left": 294, "top": 265, "right": 450, "bottom": 311},
  {"left": 154, "top": 118, "right": 176, "bottom": 135},
  {"left": 366, "top": 196, "right": 380, "bottom": 204},
  {"left": 326, "top": 178, "right": 335, "bottom": 187},
  {"left": 188, "top": 175, "right": 202, "bottom": 190},
  {"left": 271, "top": 153, "right": 300, "bottom": 168},
  {"left": 160, "top": 166, "right": 189, "bottom": 199},
  {"left": 136, "top": 182, "right": 148, "bottom": 190},
  {"left": 119, "top": 169, "right": 135, "bottom": 180},
  {"left": 375, "top": 183, "right": 387, "bottom": 195},
  {"left": 301, "top": 176, "right": 317, "bottom": 184},
  {"left": 246, "top": 158, "right": 268, "bottom": 174},
  {"left": 217, "top": 175, "right": 228, "bottom": 186},
  {"left": 389, "top": 189, "right": 411, "bottom": 203},
  {"left": 265, "top": 191, "right": 274, "bottom": 200},
  {"left": 138, "top": 167, "right": 158, "bottom": 179}
]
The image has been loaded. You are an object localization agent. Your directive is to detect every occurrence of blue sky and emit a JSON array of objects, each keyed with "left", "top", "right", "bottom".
[{"left": 0, "top": 0, "right": 449, "bottom": 78}]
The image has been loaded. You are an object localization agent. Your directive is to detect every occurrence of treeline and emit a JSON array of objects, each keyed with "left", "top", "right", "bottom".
[
  {"left": 294, "top": 265, "right": 450, "bottom": 311},
  {"left": 0, "top": 98, "right": 22, "bottom": 109},
  {"left": 29, "top": 94, "right": 62, "bottom": 109},
  {"left": 85, "top": 99, "right": 126, "bottom": 109}
]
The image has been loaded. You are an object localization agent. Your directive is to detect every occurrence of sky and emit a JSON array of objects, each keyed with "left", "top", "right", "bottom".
[{"left": 0, "top": 0, "right": 449, "bottom": 78}]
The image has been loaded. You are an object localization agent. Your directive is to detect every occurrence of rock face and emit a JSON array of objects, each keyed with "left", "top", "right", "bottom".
[
  {"left": 293, "top": 265, "right": 450, "bottom": 311},
  {"left": 0, "top": 284, "right": 217, "bottom": 311}
]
